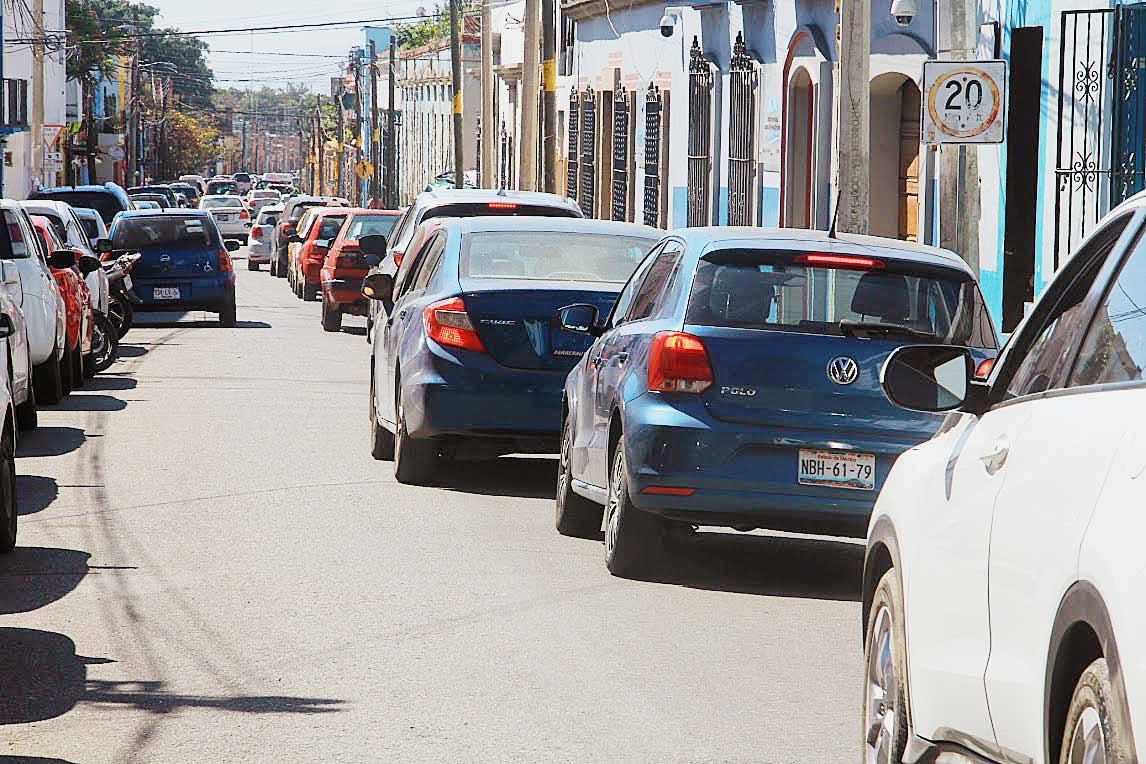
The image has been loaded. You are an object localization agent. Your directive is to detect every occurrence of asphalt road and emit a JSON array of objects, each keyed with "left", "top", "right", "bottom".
[{"left": 0, "top": 248, "right": 863, "bottom": 764}]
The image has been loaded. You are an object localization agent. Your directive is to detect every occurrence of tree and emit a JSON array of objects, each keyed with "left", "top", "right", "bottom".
[
  {"left": 395, "top": 6, "right": 450, "bottom": 48},
  {"left": 163, "top": 110, "right": 219, "bottom": 174}
]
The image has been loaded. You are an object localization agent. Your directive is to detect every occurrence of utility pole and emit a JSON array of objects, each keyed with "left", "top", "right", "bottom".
[
  {"left": 335, "top": 88, "right": 344, "bottom": 198},
  {"left": 31, "top": 0, "right": 44, "bottom": 188},
  {"left": 519, "top": 0, "right": 540, "bottom": 190},
  {"left": 127, "top": 9, "right": 141, "bottom": 186},
  {"left": 370, "top": 40, "right": 380, "bottom": 206},
  {"left": 85, "top": 82, "right": 97, "bottom": 182},
  {"left": 0, "top": 0, "right": 6, "bottom": 194},
  {"left": 448, "top": 0, "right": 465, "bottom": 188},
  {"left": 540, "top": 0, "right": 557, "bottom": 193},
  {"left": 835, "top": 0, "right": 870, "bottom": 234},
  {"left": 480, "top": 0, "right": 494, "bottom": 187},
  {"left": 938, "top": 0, "right": 980, "bottom": 270},
  {"left": 386, "top": 39, "right": 397, "bottom": 207},
  {"left": 353, "top": 52, "right": 363, "bottom": 204},
  {"left": 315, "top": 97, "right": 324, "bottom": 196}
]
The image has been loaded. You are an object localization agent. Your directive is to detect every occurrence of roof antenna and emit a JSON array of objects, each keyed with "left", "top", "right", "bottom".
[{"left": 827, "top": 189, "right": 842, "bottom": 239}]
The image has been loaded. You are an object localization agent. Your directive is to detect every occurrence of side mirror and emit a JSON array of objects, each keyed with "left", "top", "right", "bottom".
[
  {"left": 362, "top": 272, "right": 394, "bottom": 302},
  {"left": 0, "top": 261, "right": 18, "bottom": 286},
  {"left": 224, "top": 240, "right": 241, "bottom": 252},
  {"left": 557, "top": 303, "right": 602, "bottom": 336},
  {"left": 880, "top": 345, "right": 975, "bottom": 413},
  {"left": 95, "top": 237, "right": 114, "bottom": 254},
  {"left": 358, "top": 234, "right": 388, "bottom": 256},
  {"left": 49, "top": 250, "right": 77, "bottom": 270},
  {"left": 77, "top": 254, "right": 102, "bottom": 276},
  {"left": 0, "top": 313, "right": 13, "bottom": 339}
]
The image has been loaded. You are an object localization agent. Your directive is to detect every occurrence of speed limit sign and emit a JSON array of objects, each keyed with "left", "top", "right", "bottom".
[{"left": 921, "top": 60, "right": 1007, "bottom": 144}]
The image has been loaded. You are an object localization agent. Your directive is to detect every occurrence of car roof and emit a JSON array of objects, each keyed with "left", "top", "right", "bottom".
[
  {"left": 414, "top": 188, "right": 579, "bottom": 211},
  {"left": 452, "top": 216, "right": 660, "bottom": 238},
  {"left": 668, "top": 227, "right": 974, "bottom": 275},
  {"left": 22, "top": 199, "right": 73, "bottom": 214},
  {"left": 259, "top": 204, "right": 284, "bottom": 213},
  {"left": 116, "top": 209, "right": 211, "bottom": 219}
]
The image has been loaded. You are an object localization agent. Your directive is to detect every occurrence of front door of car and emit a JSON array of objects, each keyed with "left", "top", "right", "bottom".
[{"left": 984, "top": 213, "right": 1145, "bottom": 760}]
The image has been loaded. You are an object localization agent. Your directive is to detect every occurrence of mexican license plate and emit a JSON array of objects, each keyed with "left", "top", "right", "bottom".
[
  {"left": 220, "top": 214, "right": 235, "bottom": 221},
  {"left": 153, "top": 287, "right": 181, "bottom": 300},
  {"left": 798, "top": 449, "right": 875, "bottom": 491}
]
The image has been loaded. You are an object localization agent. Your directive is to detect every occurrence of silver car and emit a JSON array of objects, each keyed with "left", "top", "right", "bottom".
[
  {"left": 247, "top": 204, "right": 281, "bottom": 270},
  {"left": 199, "top": 195, "right": 251, "bottom": 241}
]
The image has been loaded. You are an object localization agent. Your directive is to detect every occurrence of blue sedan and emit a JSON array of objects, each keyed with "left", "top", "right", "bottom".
[
  {"left": 363, "top": 216, "right": 660, "bottom": 484},
  {"left": 554, "top": 228, "right": 998, "bottom": 577},
  {"left": 108, "top": 210, "right": 239, "bottom": 325}
]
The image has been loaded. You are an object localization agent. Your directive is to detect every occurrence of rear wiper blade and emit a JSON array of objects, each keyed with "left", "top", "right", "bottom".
[{"left": 838, "top": 319, "right": 939, "bottom": 341}]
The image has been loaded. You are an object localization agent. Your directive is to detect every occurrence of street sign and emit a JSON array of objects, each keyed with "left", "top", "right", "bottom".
[
  {"left": 355, "top": 160, "right": 374, "bottom": 180},
  {"left": 921, "top": 60, "right": 1006, "bottom": 144}
]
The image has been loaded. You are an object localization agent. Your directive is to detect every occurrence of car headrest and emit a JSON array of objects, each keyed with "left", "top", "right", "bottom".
[
  {"left": 709, "top": 266, "right": 776, "bottom": 324},
  {"left": 851, "top": 271, "right": 910, "bottom": 322}
]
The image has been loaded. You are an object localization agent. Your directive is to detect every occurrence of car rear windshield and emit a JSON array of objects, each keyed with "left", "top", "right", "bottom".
[
  {"left": 207, "top": 182, "right": 238, "bottom": 195},
  {"left": 30, "top": 191, "right": 122, "bottom": 224},
  {"left": 315, "top": 215, "right": 348, "bottom": 240},
  {"left": 77, "top": 216, "right": 100, "bottom": 239},
  {"left": 202, "top": 197, "right": 242, "bottom": 208},
  {"left": 461, "top": 231, "right": 655, "bottom": 283},
  {"left": 258, "top": 212, "right": 280, "bottom": 226},
  {"left": 345, "top": 215, "right": 398, "bottom": 240},
  {"left": 685, "top": 249, "right": 997, "bottom": 349},
  {"left": 112, "top": 216, "right": 215, "bottom": 250}
]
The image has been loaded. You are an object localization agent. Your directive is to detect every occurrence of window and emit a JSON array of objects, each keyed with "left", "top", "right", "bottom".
[
  {"left": 345, "top": 215, "right": 398, "bottom": 240},
  {"left": 1, "top": 210, "right": 30, "bottom": 259},
  {"left": 460, "top": 231, "right": 653, "bottom": 282},
  {"left": 607, "top": 243, "right": 662, "bottom": 327},
  {"left": 111, "top": 216, "right": 214, "bottom": 249},
  {"left": 1070, "top": 227, "right": 1146, "bottom": 387},
  {"left": 409, "top": 234, "right": 446, "bottom": 293},
  {"left": 315, "top": 215, "right": 348, "bottom": 241},
  {"left": 625, "top": 245, "right": 683, "bottom": 322},
  {"left": 998, "top": 214, "right": 1133, "bottom": 400},
  {"left": 202, "top": 197, "right": 242, "bottom": 209}
]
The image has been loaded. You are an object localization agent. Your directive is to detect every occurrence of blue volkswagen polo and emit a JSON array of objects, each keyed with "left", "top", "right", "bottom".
[
  {"left": 108, "top": 210, "right": 239, "bottom": 326},
  {"left": 554, "top": 228, "right": 998, "bottom": 577}
]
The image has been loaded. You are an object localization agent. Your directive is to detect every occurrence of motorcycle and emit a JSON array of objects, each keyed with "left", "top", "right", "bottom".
[{"left": 103, "top": 253, "right": 142, "bottom": 340}]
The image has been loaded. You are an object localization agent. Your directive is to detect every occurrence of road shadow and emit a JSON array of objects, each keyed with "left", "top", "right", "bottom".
[
  {"left": 0, "top": 628, "right": 345, "bottom": 725},
  {"left": 0, "top": 758, "right": 83, "bottom": 763},
  {"left": 80, "top": 375, "right": 137, "bottom": 391},
  {"left": 116, "top": 344, "right": 147, "bottom": 358},
  {"left": 341, "top": 326, "right": 367, "bottom": 336},
  {"left": 17, "top": 427, "right": 85, "bottom": 458},
  {"left": 133, "top": 317, "right": 270, "bottom": 330},
  {"left": 16, "top": 475, "right": 57, "bottom": 516},
  {"left": 49, "top": 395, "right": 126, "bottom": 413},
  {"left": 435, "top": 456, "right": 558, "bottom": 499},
  {"left": 0, "top": 548, "right": 90, "bottom": 614},
  {"left": 649, "top": 531, "right": 864, "bottom": 602}
]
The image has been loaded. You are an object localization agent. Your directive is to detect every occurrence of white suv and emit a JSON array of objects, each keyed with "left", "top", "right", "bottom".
[{"left": 863, "top": 195, "right": 1146, "bottom": 764}]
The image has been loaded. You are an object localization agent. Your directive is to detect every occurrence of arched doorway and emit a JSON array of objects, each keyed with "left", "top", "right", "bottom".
[
  {"left": 868, "top": 74, "right": 921, "bottom": 241},
  {"left": 784, "top": 67, "right": 814, "bottom": 228}
]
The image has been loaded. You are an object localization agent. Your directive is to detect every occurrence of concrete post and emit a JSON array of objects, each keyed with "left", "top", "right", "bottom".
[
  {"left": 835, "top": 0, "right": 870, "bottom": 234},
  {"left": 937, "top": 0, "right": 980, "bottom": 271}
]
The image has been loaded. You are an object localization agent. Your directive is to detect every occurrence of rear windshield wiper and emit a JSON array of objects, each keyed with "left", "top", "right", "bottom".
[{"left": 838, "top": 319, "right": 941, "bottom": 341}]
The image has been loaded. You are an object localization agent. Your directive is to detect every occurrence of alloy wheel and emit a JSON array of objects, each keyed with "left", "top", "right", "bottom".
[
  {"left": 865, "top": 604, "right": 897, "bottom": 764},
  {"left": 557, "top": 425, "right": 571, "bottom": 501},
  {"left": 605, "top": 452, "right": 624, "bottom": 557},
  {"left": 1066, "top": 706, "right": 1106, "bottom": 764}
]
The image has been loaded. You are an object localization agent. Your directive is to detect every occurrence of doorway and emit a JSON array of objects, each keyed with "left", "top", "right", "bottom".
[
  {"left": 784, "top": 67, "right": 813, "bottom": 228},
  {"left": 869, "top": 74, "right": 921, "bottom": 240},
  {"left": 1003, "top": 27, "right": 1043, "bottom": 332}
]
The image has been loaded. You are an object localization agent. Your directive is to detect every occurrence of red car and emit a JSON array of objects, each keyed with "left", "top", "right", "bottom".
[
  {"left": 289, "top": 208, "right": 349, "bottom": 302},
  {"left": 320, "top": 209, "right": 400, "bottom": 332},
  {"left": 30, "top": 215, "right": 93, "bottom": 390}
]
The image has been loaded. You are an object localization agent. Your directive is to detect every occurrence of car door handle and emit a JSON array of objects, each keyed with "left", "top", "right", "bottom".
[{"left": 980, "top": 439, "right": 1010, "bottom": 475}]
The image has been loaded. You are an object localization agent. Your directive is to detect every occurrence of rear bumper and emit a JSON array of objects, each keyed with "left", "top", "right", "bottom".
[
  {"left": 247, "top": 241, "right": 270, "bottom": 260},
  {"left": 617, "top": 392, "right": 932, "bottom": 538},
  {"left": 133, "top": 276, "right": 235, "bottom": 311},
  {"left": 321, "top": 274, "right": 367, "bottom": 310},
  {"left": 217, "top": 221, "right": 251, "bottom": 238}
]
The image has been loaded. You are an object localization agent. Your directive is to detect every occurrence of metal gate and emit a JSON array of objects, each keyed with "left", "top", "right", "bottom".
[
  {"left": 687, "top": 37, "right": 714, "bottom": 227},
  {"left": 728, "top": 32, "right": 757, "bottom": 225},
  {"left": 580, "top": 86, "right": 597, "bottom": 217},
  {"left": 567, "top": 91, "right": 580, "bottom": 200},
  {"left": 1055, "top": 5, "right": 1146, "bottom": 268},
  {"left": 612, "top": 89, "right": 630, "bottom": 221},
  {"left": 644, "top": 83, "right": 662, "bottom": 227}
]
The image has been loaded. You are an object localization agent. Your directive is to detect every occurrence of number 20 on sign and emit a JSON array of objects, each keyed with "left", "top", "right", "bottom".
[{"left": 921, "top": 60, "right": 1007, "bottom": 144}]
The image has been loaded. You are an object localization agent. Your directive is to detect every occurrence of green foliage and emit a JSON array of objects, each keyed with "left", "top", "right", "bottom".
[
  {"left": 395, "top": 6, "right": 450, "bottom": 49},
  {"left": 164, "top": 109, "right": 220, "bottom": 171}
]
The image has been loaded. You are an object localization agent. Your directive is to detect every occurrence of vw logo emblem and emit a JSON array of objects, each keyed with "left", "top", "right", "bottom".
[
  {"left": 827, "top": 356, "right": 859, "bottom": 385},
  {"left": 159, "top": 254, "right": 171, "bottom": 263}
]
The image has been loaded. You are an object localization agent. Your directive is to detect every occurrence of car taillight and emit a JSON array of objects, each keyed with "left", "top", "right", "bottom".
[
  {"left": 648, "top": 331, "right": 713, "bottom": 394},
  {"left": 217, "top": 248, "right": 233, "bottom": 273},
  {"left": 487, "top": 202, "right": 517, "bottom": 210},
  {"left": 975, "top": 358, "right": 994, "bottom": 379},
  {"left": 423, "top": 297, "right": 484, "bottom": 353},
  {"left": 796, "top": 252, "right": 884, "bottom": 270},
  {"left": 240, "top": 209, "right": 250, "bottom": 220},
  {"left": 250, "top": 225, "right": 263, "bottom": 238},
  {"left": 393, "top": 250, "right": 404, "bottom": 267}
]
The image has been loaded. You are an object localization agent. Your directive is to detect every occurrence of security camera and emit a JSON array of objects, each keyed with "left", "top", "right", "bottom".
[
  {"left": 890, "top": 0, "right": 917, "bottom": 26},
  {"left": 659, "top": 13, "right": 677, "bottom": 37}
]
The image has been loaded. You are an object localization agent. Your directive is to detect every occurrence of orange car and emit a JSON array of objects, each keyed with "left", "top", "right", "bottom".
[
  {"left": 319, "top": 209, "right": 400, "bottom": 332},
  {"left": 30, "top": 215, "right": 93, "bottom": 390},
  {"left": 289, "top": 207, "right": 349, "bottom": 302}
]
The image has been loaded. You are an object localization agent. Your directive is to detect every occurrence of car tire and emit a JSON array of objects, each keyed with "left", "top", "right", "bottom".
[
  {"left": 248, "top": 260, "right": 259, "bottom": 271},
  {"left": 32, "top": 342, "right": 63, "bottom": 405},
  {"left": 603, "top": 441, "right": 664, "bottom": 577},
  {"left": 0, "top": 426, "right": 16, "bottom": 553},
  {"left": 369, "top": 372, "right": 394, "bottom": 461},
  {"left": 555, "top": 417, "right": 602, "bottom": 538},
  {"left": 72, "top": 336, "right": 86, "bottom": 386},
  {"left": 269, "top": 256, "right": 278, "bottom": 277},
  {"left": 15, "top": 383, "right": 36, "bottom": 432},
  {"left": 862, "top": 569, "right": 910, "bottom": 764},
  {"left": 303, "top": 283, "right": 319, "bottom": 302},
  {"left": 85, "top": 312, "right": 119, "bottom": 376},
  {"left": 393, "top": 391, "right": 438, "bottom": 484},
  {"left": 60, "top": 342, "right": 74, "bottom": 395},
  {"left": 108, "top": 296, "right": 133, "bottom": 339},
  {"left": 1058, "top": 658, "right": 1128, "bottom": 764},
  {"left": 322, "top": 299, "right": 342, "bottom": 332},
  {"left": 219, "top": 298, "right": 237, "bottom": 327}
]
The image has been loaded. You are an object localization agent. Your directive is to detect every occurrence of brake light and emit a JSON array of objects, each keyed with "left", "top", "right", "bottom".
[
  {"left": 975, "top": 358, "right": 994, "bottom": 379},
  {"left": 641, "top": 486, "right": 696, "bottom": 496},
  {"left": 487, "top": 202, "right": 517, "bottom": 210},
  {"left": 423, "top": 297, "right": 484, "bottom": 352},
  {"left": 796, "top": 253, "right": 885, "bottom": 270},
  {"left": 217, "top": 248, "right": 233, "bottom": 273},
  {"left": 239, "top": 209, "right": 250, "bottom": 220},
  {"left": 393, "top": 250, "right": 404, "bottom": 267},
  {"left": 250, "top": 225, "right": 263, "bottom": 238},
  {"left": 648, "top": 331, "right": 714, "bottom": 393}
]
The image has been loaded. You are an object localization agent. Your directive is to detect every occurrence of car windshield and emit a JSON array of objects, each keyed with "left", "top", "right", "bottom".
[
  {"left": 461, "top": 231, "right": 655, "bottom": 283},
  {"left": 202, "top": 197, "right": 242, "bottom": 209},
  {"left": 30, "top": 191, "right": 121, "bottom": 224},
  {"left": 112, "top": 216, "right": 214, "bottom": 249},
  {"left": 684, "top": 249, "right": 997, "bottom": 349},
  {"left": 234, "top": 173, "right": 251, "bottom": 182},
  {"left": 344, "top": 215, "right": 398, "bottom": 240},
  {"left": 207, "top": 182, "right": 238, "bottom": 195}
]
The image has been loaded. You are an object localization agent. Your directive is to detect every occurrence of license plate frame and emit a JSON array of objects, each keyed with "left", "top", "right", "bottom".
[
  {"left": 798, "top": 449, "right": 876, "bottom": 491},
  {"left": 153, "top": 287, "right": 181, "bottom": 300}
]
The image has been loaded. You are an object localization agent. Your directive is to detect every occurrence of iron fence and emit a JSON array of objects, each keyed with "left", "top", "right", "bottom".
[
  {"left": 612, "top": 89, "right": 629, "bottom": 221},
  {"left": 580, "top": 86, "right": 597, "bottom": 216},
  {"left": 687, "top": 38, "right": 714, "bottom": 227},
  {"left": 728, "top": 33, "right": 757, "bottom": 225},
  {"left": 644, "top": 83, "right": 662, "bottom": 227}
]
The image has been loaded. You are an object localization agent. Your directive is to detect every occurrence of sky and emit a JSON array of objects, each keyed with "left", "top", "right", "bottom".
[{"left": 150, "top": 0, "right": 425, "bottom": 91}]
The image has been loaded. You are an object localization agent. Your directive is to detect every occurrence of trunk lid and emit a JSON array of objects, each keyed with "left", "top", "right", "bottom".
[
  {"left": 133, "top": 246, "right": 219, "bottom": 279},
  {"left": 461, "top": 278, "right": 619, "bottom": 371}
]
